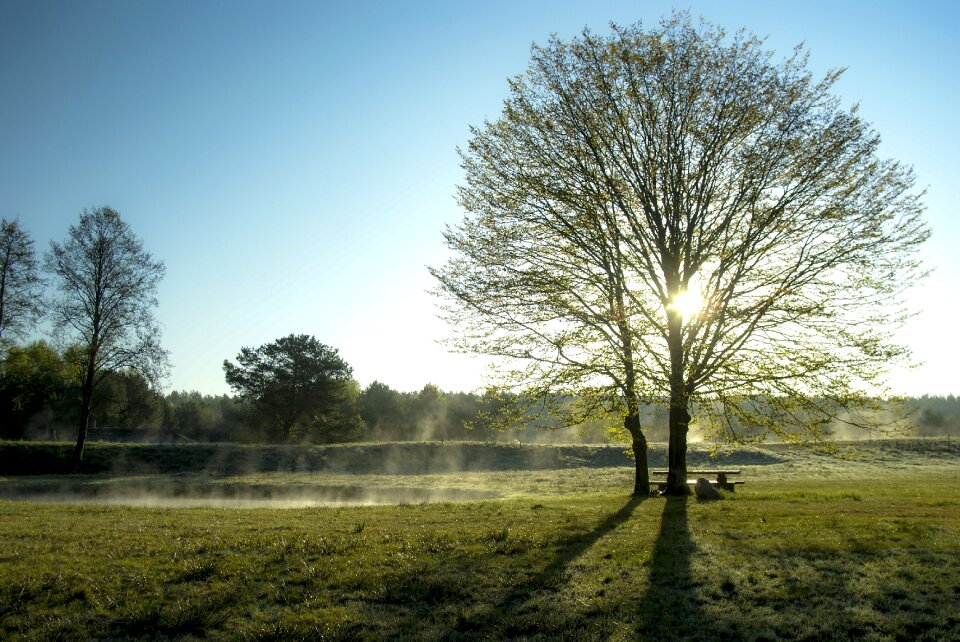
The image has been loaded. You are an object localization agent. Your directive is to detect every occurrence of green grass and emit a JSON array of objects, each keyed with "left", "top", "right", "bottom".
[{"left": 0, "top": 440, "right": 958, "bottom": 640}]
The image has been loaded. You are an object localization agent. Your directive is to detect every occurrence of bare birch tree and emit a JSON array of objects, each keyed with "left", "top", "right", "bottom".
[
  {"left": 45, "top": 207, "right": 168, "bottom": 467},
  {"left": 431, "top": 14, "right": 928, "bottom": 495}
]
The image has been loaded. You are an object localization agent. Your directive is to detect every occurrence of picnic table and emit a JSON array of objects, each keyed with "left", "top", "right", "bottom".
[{"left": 649, "top": 469, "right": 744, "bottom": 492}]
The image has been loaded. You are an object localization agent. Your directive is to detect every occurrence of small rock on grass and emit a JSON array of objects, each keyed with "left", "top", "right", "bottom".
[{"left": 694, "top": 477, "right": 722, "bottom": 500}]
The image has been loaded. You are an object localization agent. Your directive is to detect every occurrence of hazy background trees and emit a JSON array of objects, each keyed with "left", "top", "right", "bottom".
[
  {"left": 432, "top": 14, "right": 928, "bottom": 494},
  {"left": 44, "top": 207, "right": 169, "bottom": 466},
  {"left": 2, "top": 333, "right": 957, "bottom": 444},
  {"left": 0, "top": 340, "right": 75, "bottom": 440},
  {"left": 93, "top": 370, "right": 166, "bottom": 432}
]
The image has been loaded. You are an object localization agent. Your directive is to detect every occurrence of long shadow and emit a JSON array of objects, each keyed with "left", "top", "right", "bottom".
[
  {"left": 635, "top": 495, "right": 720, "bottom": 641},
  {"left": 374, "top": 494, "right": 646, "bottom": 639},
  {"left": 498, "top": 494, "right": 645, "bottom": 607},
  {"left": 462, "top": 494, "right": 646, "bottom": 639},
  {"left": 363, "top": 494, "right": 750, "bottom": 640}
]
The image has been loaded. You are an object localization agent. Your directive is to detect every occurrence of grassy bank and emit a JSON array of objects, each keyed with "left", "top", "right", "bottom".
[
  {"left": 7, "top": 437, "right": 946, "bottom": 477},
  {"left": 0, "top": 440, "right": 645, "bottom": 476},
  {"left": 1, "top": 461, "right": 958, "bottom": 640}
]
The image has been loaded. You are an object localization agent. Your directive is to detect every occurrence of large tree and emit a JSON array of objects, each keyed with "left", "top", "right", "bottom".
[
  {"left": 0, "top": 218, "right": 44, "bottom": 344},
  {"left": 45, "top": 207, "right": 168, "bottom": 467},
  {"left": 431, "top": 15, "right": 928, "bottom": 495},
  {"left": 223, "top": 334, "right": 356, "bottom": 442}
]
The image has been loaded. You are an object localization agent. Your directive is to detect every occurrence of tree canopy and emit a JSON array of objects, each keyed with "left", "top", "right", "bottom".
[
  {"left": 431, "top": 14, "right": 928, "bottom": 494},
  {"left": 223, "top": 334, "right": 357, "bottom": 442}
]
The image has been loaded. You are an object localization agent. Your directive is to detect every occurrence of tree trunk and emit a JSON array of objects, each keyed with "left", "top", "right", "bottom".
[
  {"left": 626, "top": 412, "right": 649, "bottom": 496},
  {"left": 0, "top": 249, "right": 8, "bottom": 341},
  {"left": 72, "top": 348, "right": 98, "bottom": 471},
  {"left": 665, "top": 295, "right": 691, "bottom": 495},
  {"left": 72, "top": 389, "right": 92, "bottom": 471},
  {"left": 664, "top": 276, "right": 690, "bottom": 495},
  {"left": 665, "top": 395, "right": 691, "bottom": 495}
]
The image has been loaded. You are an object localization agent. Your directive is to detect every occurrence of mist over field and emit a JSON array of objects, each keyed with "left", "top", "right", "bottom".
[{"left": 1, "top": 438, "right": 955, "bottom": 510}]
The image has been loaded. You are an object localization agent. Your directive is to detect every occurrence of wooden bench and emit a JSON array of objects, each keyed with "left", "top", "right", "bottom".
[{"left": 649, "top": 469, "right": 745, "bottom": 492}]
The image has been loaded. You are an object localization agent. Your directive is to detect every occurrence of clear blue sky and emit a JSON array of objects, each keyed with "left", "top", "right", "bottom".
[{"left": 2, "top": 0, "right": 957, "bottom": 396}]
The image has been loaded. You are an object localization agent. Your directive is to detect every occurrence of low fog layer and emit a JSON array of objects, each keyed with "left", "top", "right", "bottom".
[
  {"left": 1, "top": 441, "right": 789, "bottom": 508},
  {"left": 3, "top": 439, "right": 955, "bottom": 509},
  {"left": 0, "top": 482, "right": 499, "bottom": 509}
]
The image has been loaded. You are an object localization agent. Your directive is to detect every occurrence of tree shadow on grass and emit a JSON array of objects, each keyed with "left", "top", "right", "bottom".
[
  {"left": 631, "top": 495, "right": 724, "bottom": 641},
  {"left": 363, "top": 494, "right": 645, "bottom": 640},
  {"left": 358, "top": 495, "right": 749, "bottom": 640},
  {"left": 487, "top": 494, "right": 645, "bottom": 626}
]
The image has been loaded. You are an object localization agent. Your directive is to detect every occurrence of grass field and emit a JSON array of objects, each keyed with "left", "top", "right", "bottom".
[{"left": 0, "top": 439, "right": 958, "bottom": 640}]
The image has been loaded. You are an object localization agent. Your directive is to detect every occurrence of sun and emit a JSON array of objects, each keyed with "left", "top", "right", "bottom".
[{"left": 669, "top": 288, "right": 704, "bottom": 319}]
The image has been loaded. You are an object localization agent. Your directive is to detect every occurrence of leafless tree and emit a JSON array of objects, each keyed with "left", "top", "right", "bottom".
[{"left": 45, "top": 207, "right": 168, "bottom": 467}]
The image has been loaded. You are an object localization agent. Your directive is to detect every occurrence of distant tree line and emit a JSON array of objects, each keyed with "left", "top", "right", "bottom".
[
  {"left": 0, "top": 339, "right": 539, "bottom": 443},
  {"left": 907, "top": 395, "right": 960, "bottom": 437},
  {"left": 0, "top": 340, "right": 165, "bottom": 441},
  {"left": 0, "top": 333, "right": 624, "bottom": 443},
  {"left": 0, "top": 206, "right": 603, "bottom": 446},
  {"left": 4, "top": 337, "right": 957, "bottom": 444}
]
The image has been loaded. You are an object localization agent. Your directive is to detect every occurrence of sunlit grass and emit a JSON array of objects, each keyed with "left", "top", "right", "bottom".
[{"left": 0, "top": 441, "right": 958, "bottom": 640}]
